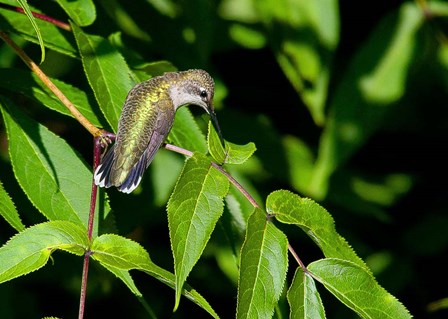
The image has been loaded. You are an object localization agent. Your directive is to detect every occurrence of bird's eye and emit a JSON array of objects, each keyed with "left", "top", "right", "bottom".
[{"left": 200, "top": 90, "right": 208, "bottom": 98}]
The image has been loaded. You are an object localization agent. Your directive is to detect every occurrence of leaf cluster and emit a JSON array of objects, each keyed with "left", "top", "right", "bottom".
[{"left": 1, "top": 0, "right": 447, "bottom": 318}]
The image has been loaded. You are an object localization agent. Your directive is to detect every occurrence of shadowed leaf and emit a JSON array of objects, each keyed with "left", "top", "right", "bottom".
[
  {"left": 0, "top": 180, "right": 25, "bottom": 232},
  {"left": 72, "top": 23, "right": 134, "bottom": 130}
]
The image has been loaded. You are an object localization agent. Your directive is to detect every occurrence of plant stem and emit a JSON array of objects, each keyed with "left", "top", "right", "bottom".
[
  {"left": 78, "top": 134, "right": 115, "bottom": 319},
  {"left": 0, "top": 31, "right": 103, "bottom": 137},
  {"left": 78, "top": 251, "right": 91, "bottom": 319},
  {"left": 163, "top": 143, "right": 193, "bottom": 157},
  {"left": 0, "top": 3, "right": 71, "bottom": 30},
  {"left": 78, "top": 138, "right": 100, "bottom": 319},
  {"left": 0, "top": 29, "right": 109, "bottom": 319}
]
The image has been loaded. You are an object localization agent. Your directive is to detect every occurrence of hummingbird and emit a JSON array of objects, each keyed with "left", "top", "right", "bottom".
[{"left": 94, "top": 69, "right": 225, "bottom": 193}]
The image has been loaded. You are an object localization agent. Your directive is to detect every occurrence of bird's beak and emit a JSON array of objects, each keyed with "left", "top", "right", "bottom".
[{"left": 209, "top": 110, "right": 226, "bottom": 148}]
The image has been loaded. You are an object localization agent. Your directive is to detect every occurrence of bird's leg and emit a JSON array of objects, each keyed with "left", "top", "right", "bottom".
[
  {"left": 90, "top": 131, "right": 115, "bottom": 236},
  {"left": 88, "top": 130, "right": 116, "bottom": 237},
  {"left": 96, "top": 131, "right": 116, "bottom": 158},
  {"left": 88, "top": 131, "right": 116, "bottom": 233}
]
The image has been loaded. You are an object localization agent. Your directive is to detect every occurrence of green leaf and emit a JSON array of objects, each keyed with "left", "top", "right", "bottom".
[
  {"left": 71, "top": 23, "right": 134, "bottom": 130},
  {"left": 288, "top": 267, "right": 326, "bottom": 319},
  {"left": 0, "top": 68, "right": 104, "bottom": 127},
  {"left": 150, "top": 149, "right": 184, "bottom": 207},
  {"left": 309, "top": 258, "right": 411, "bottom": 319},
  {"left": 266, "top": 190, "right": 367, "bottom": 270},
  {"left": 0, "top": 98, "right": 107, "bottom": 233},
  {"left": 132, "top": 60, "right": 177, "bottom": 82},
  {"left": 97, "top": 0, "right": 151, "bottom": 41},
  {"left": 309, "top": 2, "right": 425, "bottom": 199},
  {"left": 282, "top": 135, "right": 315, "bottom": 194},
  {"left": 228, "top": 24, "right": 266, "bottom": 49},
  {"left": 0, "top": 179, "right": 25, "bottom": 232},
  {"left": 167, "top": 107, "right": 208, "bottom": 153},
  {"left": 236, "top": 208, "right": 288, "bottom": 319},
  {"left": 254, "top": 0, "right": 339, "bottom": 125},
  {"left": 0, "top": 1, "right": 76, "bottom": 57},
  {"left": 207, "top": 121, "right": 256, "bottom": 165},
  {"left": 167, "top": 153, "right": 229, "bottom": 309},
  {"left": 99, "top": 263, "right": 142, "bottom": 297},
  {"left": 92, "top": 234, "right": 219, "bottom": 318},
  {"left": 91, "top": 233, "right": 154, "bottom": 269},
  {"left": 16, "top": 0, "right": 45, "bottom": 63},
  {"left": 0, "top": 221, "right": 88, "bottom": 284},
  {"left": 55, "top": 0, "right": 96, "bottom": 26}
]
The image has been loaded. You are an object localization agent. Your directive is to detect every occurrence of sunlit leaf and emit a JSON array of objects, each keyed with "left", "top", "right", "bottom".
[
  {"left": 266, "top": 190, "right": 367, "bottom": 270},
  {"left": 0, "top": 221, "right": 88, "bottom": 284},
  {"left": 92, "top": 233, "right": 219, "bottom": 318},
  {"left": 309, "top": 258, "right": 411, "bottom": 319},
  {"left": 236, "top": 208, "right": 288, "bottom": 319},
  {"left": 167, "top": 153, "right": 229, "bottom": 309},
  {"left": 288, "top": 267, "right": 326, "bottom": 319},
  {"left": 91, "top": 233, "right": 154, "bottom": 269}
]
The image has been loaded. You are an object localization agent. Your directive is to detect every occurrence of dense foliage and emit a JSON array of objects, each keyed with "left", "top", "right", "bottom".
[{"left": 0, "top": 0, "right": 447, "bottom": 318}]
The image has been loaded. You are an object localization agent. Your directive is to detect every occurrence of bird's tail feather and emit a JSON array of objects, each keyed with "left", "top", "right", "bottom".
[{"left": 94, "top": 144, "right": 116, "bottom": 188}]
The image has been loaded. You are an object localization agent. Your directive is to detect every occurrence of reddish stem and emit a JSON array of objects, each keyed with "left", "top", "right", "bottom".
[
  {"left": 78, "top": 251, "right": 91, "bottom": 319},
  {"left": 78, "top": 133, "right": 116, "bottom": 319},
  {"left": 0, "top": 3, "right": 71, "bottom": 30}
]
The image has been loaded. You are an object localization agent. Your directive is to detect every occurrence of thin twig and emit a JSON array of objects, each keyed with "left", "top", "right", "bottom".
[
  {"left": 164, "top": 144, "right": 260, "bottom": 208},
  {"left": 163, "top": 143, "right": 193, "bottom": 157},
  {"left": 0, "top": 3, "right": 71, "bottom": 30},
  {"left": 78, "top": 250, "right": 91, "bottom": 319},
  {"left": 211, "top": 162, "right": 261, "bottom": 209},
  {"left": 78, "top": 137, "right": 101, "bottom": 319},
  {"left": 0, "top": 31, "right": 103, "bottom": 137}
]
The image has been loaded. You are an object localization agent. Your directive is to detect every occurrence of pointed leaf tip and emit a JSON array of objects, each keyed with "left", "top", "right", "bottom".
[
  {"left": 0, "top": 180, "right": 25, "bottom": 232},
  {"left": 267, "top": 190, "right": 368, "bottom": 270},
  {"left": 168, "top": 153, "right": 229, "bottom": 309},
  {"left": 309, "top": 258, "right": 412, "bottom": 319},
  {"left": 0, "top": 221, "right": 88, "bottom": 284},
  {"left": 16, "top": 0, "right": 46, "bottom": 63}
]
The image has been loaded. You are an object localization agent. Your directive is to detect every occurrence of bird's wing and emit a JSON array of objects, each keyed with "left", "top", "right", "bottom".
[{"left": 112, "top": 97, "right": 175, "bottom": 193}]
